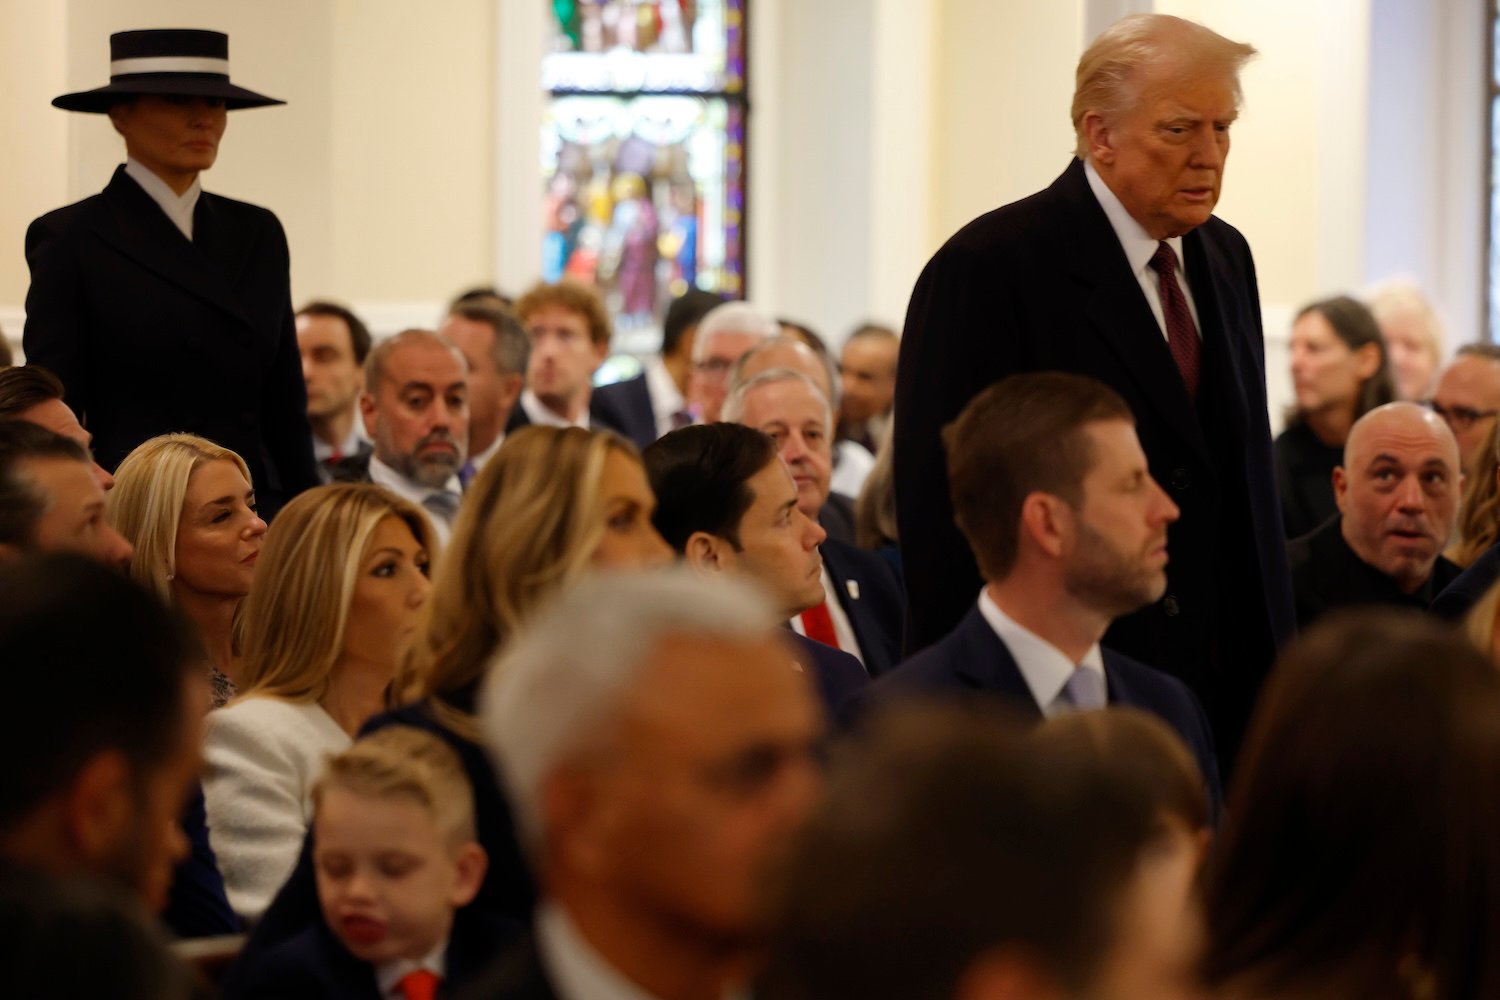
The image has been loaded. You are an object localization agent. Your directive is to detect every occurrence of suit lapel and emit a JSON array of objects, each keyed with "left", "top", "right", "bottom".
[
  {"left": 949, "top": 608, "right": 1044, "bottom": 718},
  {"left": 1182, "top": 229, "right": 1252, "bottom": 447},
  {"left": 90, "top": 166, "right": 257, "bottom": 335},
  {"left": 1050, "top": 161, "right": 1211, "bottom": 461}
]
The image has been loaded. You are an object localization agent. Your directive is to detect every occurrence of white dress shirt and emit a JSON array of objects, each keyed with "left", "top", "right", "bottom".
[
  {"left": 521, "top": 389, "right": 591, "bottom": 429},
  {"left": 312, "top": 423, "right": 366, "bottom": 465},
  {"left": 1083, "top": 158, "right": 1202, "bottom": 341},
  {"left": 788, "top": 566, "right": 865, "bottom": 668},
  {"left": 124, "top": 157, "right": 201, "bottom": 240},
  {"left": 367, "top": 454, "right": 461, "bottom": 549},
  {"left": 643, "top": 355, "right": 688, "bottom": 439},
  {"left": 976, "top": 588, "right": 1107, "bottom": 717},
  {"left": 376, "top": 943, "right": 447, "bottom": 1000},
  {"left": 466, "top": 431, "right": 506, "bottom": 477},
  {"left": 830, "top": 439, "right": 876, "bottom": 499}
]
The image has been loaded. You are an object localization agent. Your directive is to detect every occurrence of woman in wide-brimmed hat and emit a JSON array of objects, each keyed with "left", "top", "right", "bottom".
[{"left": 22, "top": 28, "right": 319, "bottom": 524}]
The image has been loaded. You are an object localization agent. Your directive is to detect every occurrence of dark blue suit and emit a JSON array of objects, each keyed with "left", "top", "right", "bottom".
[
  {"left": 820, "top": 539, "right": 905, "bottom": 678},
  {"left": 850, "top": 606, "right": 1222, "bottom": 814},
  {"left": 163, "top": 784, "right": 239, "bottom": 939},
  {"left": 790, "top": 632, "right": 869, "bottom": 716},
  {"left": 895, "top": 158, "right": 1294, "bottom": 770},
  {"left": 590, "top": 373, "right": 658, "bottom": 449},
  {"left": 227, "top": 910, "right": 518, "bottom": 999},
  {"left": 1430, "top": 541, "right": 1500, "bottom": 621}
]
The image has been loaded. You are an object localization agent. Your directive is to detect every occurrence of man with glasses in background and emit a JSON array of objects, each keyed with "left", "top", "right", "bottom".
[{"left": 1428, "top": 344, "right": 1500, "bottom": 475}]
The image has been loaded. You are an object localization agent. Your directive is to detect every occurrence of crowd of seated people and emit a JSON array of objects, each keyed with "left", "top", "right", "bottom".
[{"left": 13, "top": 13, "right": 1500, "bottom": 1000}]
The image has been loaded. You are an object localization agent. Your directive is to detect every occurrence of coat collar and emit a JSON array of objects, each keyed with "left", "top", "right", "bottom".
[
  {"left": 1048, "top": 158, "right": 1238, "bottom": 462},
  {"left": 93, "top": 165, "right": 258, "bottom": 335}
]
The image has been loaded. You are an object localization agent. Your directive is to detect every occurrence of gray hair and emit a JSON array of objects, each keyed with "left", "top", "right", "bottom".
[
  {"left": 730, "top": 335, "right": 842, "bottom": 408},
  {"left": 447, "top": 303, "right": 531, "bottom": 377},
  {"left": 692, "top": 302, "right": 780, "bottom": 361},
  {"left": 721, "top": 367, "right": 833, "bottom": 428},
  {"left": 1071, "top": 14, "right": 1256, "bottom": 158},
  {"left": 480, "top": 568, "right": 780, "bottom": 851}
]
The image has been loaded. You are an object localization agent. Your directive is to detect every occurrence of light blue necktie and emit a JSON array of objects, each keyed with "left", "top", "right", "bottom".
[
  {"left": 422, "top": 490, "right": 461, "bottom": 524},
  {"left": 1058, "top": 667, "right": 1106, "bottom": 712}
]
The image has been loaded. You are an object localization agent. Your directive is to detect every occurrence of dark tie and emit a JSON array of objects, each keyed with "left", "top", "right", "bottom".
[{"left": 1148, "top": 242, "right": 1201, "bottom": 400}]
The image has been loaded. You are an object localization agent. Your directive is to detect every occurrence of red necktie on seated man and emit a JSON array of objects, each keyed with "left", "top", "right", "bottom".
[{"left": 800, "top": 600, "right": 840, "bottom": 649}]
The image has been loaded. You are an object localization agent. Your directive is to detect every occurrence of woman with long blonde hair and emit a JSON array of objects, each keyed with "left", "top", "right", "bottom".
[
  {"left": 108, "top": 433, "right": 266, "bottom": 705},
  {"left": 240, "top": 426, "right": 671, "bottom": 952},
  {"left": 203, "top": 482, "right": 434, "bottom": 922}
]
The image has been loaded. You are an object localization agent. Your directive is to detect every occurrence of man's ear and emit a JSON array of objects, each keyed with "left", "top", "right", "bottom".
[
  {"left": 499, "top": 372, "right": 525, "bottom": 411},
  {"left": 1081, "top": 110, "right": 1115, "bottom": 167},
  {"left": 1352, "top": 341, "right": 1382, "bottom": 381},
  {"left": 1332, "top": 465, "right": 1349, "bottom": 514},
  {"left": 1018, "top": 492, "right": 1069, "bottom": 560},
  {"left": 684, "top": 531, "right": 732, "bottom": 574},
  {"left": 62, "top": 750, "right": 133, "bottom": 867},
  {"left": 358, "top": 391, "right": 377, "bottom": 438},
  {"left": 591, "top": 339, "right": 610, "bottom": 370}
]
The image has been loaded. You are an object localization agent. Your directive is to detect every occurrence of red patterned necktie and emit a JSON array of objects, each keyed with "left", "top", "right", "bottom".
[
  {"left": 800, "top": 601, "right": 840, "bottom": 648},
  {"left": 1148, "top": 241, "right": 1201, "bottom": 400},
  {"left": 397, "top": 969, "right": 441, "bottom": 1000}
]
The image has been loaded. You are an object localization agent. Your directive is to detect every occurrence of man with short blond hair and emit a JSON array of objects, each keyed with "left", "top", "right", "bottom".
[{"left": 896, "top": 13, "right": 1288, "bottom": 771}]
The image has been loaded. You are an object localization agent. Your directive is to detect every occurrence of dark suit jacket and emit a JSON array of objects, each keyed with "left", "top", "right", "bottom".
[
  {"left": 894, "top": 158, "right": 1294, "bottom": 768},
  {"left": 821, "top": 539, "right": 905, "bottom": 677},
  {"left": 505, "top": 400, "right": 625, "bottom": 439},
  {"left": 1288, "top": 514, "right": 1461, "bottom": 629},
  {"left": 789, "top": 632, "right": 869, "bottom": 716},
  {"left": 850, "top": 606, "right": 1223, "bottom": 815},
  {"left": 163, "top": 784, "right": 239, "bottom": 940},
  {"left": 227, "top": 910, "right": 518, "bottom": 999},
  {"left": 817, "top": 492, "right": 859, "bottom": 547},
  {"left": 455, "top": 933, "right": 558, "bottom": 1000},
  {"left": 23, "top": 166, "right": 319, "bottom": 518},
  {"left": 589, "top": 372, "right": 658, "bottom": 449},
  {"left": 1430, "top": 541, "right": 1500, "bottom": 621},
  {"left": 1273, "top": 422, "right": 1341, "bottom": 540}
]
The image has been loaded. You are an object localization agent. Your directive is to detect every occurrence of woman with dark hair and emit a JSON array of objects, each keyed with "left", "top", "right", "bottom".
[
  {"left": 1203, "top": 609, "right": 1500, "bottom": 1000},
  {"left": 1275, "top": 295, "right": 1396, "bottom": 538}
]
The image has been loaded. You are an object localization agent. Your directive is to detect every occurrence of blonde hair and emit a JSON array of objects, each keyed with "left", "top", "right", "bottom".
[
  {"left": 313, "top": 725, "right": 476, "bottom": 845},
  {"left": 1450, "top": 421, "right": 1500, "bottom": 569},
  {"left": 107, "top": 433, "right": 254, "bottom": 604},
  {"left": 1071, "top": 14, "right": 1256, "bottom": 158},
  {"left": 1368, "top": 280, "right": 1445, "bottom": 371},
  {"left": 235, "top": 483, "right": 434, "bottom": 703},
  {"left": 401, "top": 426, "right": 640, "bottom": 738}
]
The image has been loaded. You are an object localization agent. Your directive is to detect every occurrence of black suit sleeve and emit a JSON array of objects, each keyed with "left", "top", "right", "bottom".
[
  {"left": 894, "top": 232, "right": 1029, "bottom": 653},
  {"left": 22, "top": 214, "right": 92, "bottom": 422}
]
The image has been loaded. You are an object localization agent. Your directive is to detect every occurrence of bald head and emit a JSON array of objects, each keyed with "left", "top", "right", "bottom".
[{"left": 1335, "top": 403, "right": 1461, "bottom": 594}]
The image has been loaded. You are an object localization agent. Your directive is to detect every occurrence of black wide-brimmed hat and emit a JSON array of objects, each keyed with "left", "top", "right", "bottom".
[{"left": 52, "top": 29, "right": 284, "bottom": 113}]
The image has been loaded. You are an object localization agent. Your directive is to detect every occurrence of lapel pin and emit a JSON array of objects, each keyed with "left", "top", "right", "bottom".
[{"left": 846, "top": 580, "right": 860, "bottom": 600}]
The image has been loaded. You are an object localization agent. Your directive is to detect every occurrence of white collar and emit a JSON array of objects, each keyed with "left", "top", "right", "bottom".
[
  {"left": 643, "top": 355, "right": 685, "bottom": 413},
  {"left": 124, "top": 157, "right": 201, "bottom": 241},
  {"left": 1082, "top": 158, "right": 1186, "bottom": 282},
  {"left": 536, "top": 903, "right": 664, "bottom": 1000},
  {"left": 312, "top": 420, "right": 366, "bottom": 463},
  {"left": 521, "top": 389, "right": 591, "bottom": 430},
  {"left": 375, "top": 941, "right": 447, "bottom": 999},
  {"left": 367, "top": 454, "right": 461, "bottom": 504},
  {"left": 468, "top": 430, "right": 506, "bottom": 474},
  {"left": 976, "top": 588, "right": 1106, "bottom": 716}
]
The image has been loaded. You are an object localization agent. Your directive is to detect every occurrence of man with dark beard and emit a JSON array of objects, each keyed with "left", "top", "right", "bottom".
[
  {"left": 857, "top": 373, "right": 1220, "bottom": 808},
  {"left": 347, "top": 329, "right": 469, "bottom": 547}
]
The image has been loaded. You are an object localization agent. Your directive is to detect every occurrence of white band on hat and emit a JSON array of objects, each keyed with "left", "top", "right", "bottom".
[{"left": 110, "top": 56, "right": 229, "bottom": 77}]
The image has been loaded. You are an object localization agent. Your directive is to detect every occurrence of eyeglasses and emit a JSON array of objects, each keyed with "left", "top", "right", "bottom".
[
  {"left": 694, "top": 357, "right": 735, "bottom": 378},
  {"left": 1425, "top": 400, "right": 1500, "bottom": 433}
]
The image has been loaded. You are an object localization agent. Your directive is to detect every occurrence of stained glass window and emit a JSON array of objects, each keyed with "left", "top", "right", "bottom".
[{"left": 542, "top": 1, "right": 747, "bottom": 338}]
